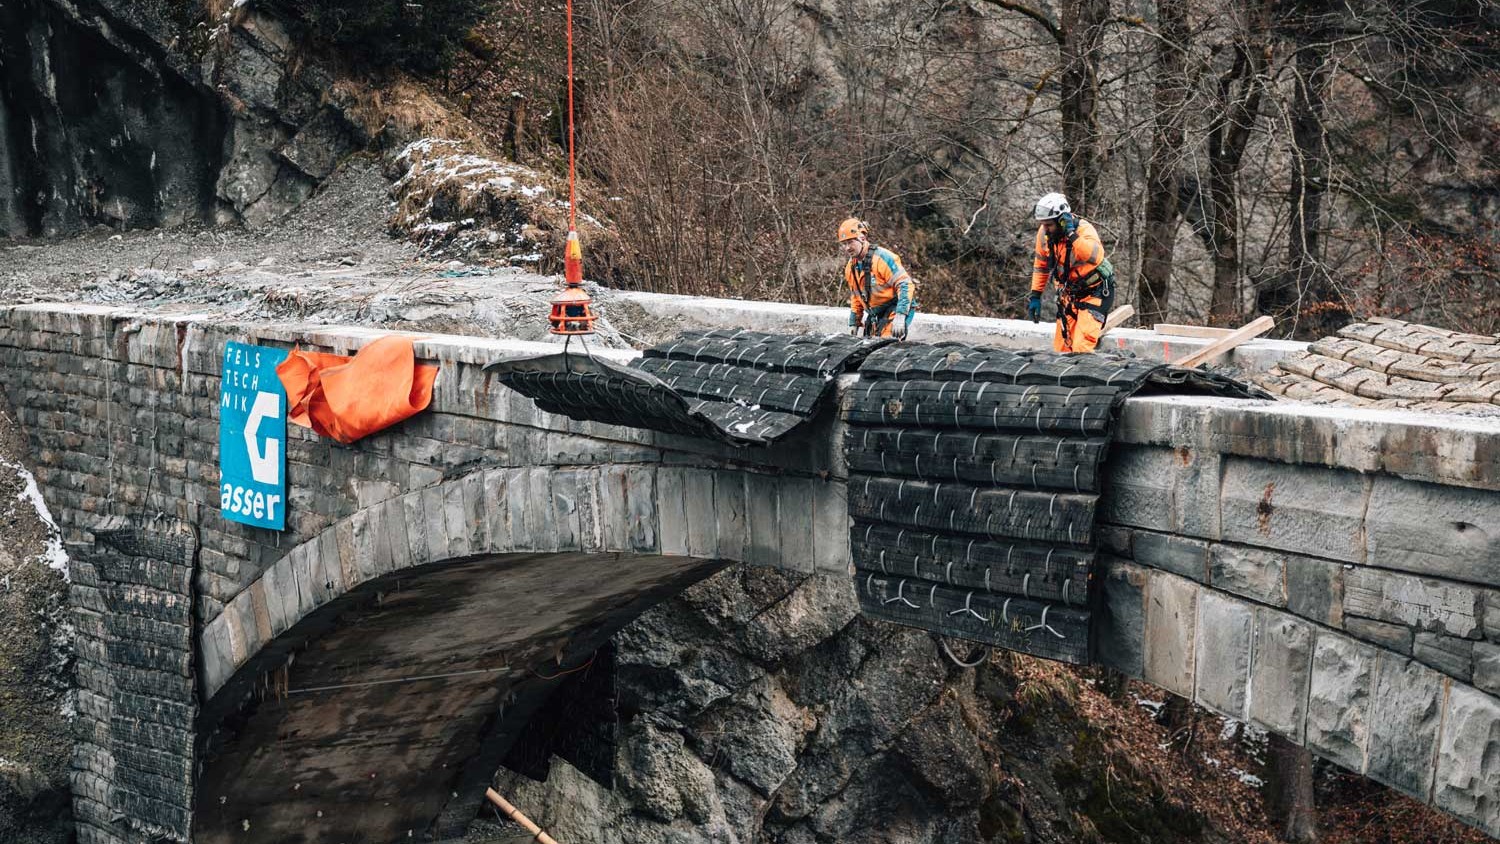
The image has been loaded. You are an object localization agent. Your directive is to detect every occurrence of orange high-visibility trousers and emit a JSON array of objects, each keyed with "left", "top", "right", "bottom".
[{"left": 1053, "top": 294, "right": 1107, "bottom": 353}]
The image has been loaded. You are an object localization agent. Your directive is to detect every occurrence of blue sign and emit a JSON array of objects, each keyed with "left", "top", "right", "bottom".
[{"left": 219, "top": 342, "right": 290, "bottom": 530}]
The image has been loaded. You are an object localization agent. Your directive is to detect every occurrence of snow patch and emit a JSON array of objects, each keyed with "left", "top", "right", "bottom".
[
  {"left": 2, "top": 458, "right": 71, "bottom": 579},
  {"left": 1135, "top": 696, "right": 1165, "bottom": 718},
  {"left": 1234, "top": 769, "right": 1263, "bottom": 787}
]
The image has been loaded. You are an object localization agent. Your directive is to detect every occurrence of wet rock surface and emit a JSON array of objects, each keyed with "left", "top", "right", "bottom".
[{"left": 0, "top": 0, "right": 384, "bottom": 238}]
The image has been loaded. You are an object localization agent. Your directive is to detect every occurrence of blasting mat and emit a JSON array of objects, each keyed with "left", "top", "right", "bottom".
[
  {"left": 849, "top": 343, "right": 1266, "bottom": 663},
  {"left": 488, "top": 330, "right": 889, "bottom": 445}
]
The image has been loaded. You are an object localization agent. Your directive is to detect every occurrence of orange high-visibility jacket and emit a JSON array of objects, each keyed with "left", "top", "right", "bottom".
[
  {"left": 844, "top": 246, "right": 914, "bottom": 325},
  {"left": 1031, "top": 219, "right": 1106, "bottom": 295}
]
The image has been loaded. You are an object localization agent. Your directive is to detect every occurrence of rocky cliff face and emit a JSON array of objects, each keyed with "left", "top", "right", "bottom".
[
  {"left": 0, "top": 398, "right": 73, "bottom": 844},
  {"left": 0, "top": 0, "right": 369, "bottom": 237},
  {"left": 493, "top": 566, "right": 1268, "bottom": 844}
]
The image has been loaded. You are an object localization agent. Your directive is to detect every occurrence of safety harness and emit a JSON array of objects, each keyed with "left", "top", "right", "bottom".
[
  {"left": 1049, "top": 221, "right": 1115, "bottom": 327},
  {"left": 850, "top": 249, "right": 911, "bottom": 337}
]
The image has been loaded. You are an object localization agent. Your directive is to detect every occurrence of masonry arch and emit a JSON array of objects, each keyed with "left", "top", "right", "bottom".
[{"left": 190, "top": 463, "right": 785, "bottom": 843}]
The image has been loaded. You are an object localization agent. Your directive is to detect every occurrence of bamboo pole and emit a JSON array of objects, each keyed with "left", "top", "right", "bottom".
[{"left": 485, "top": 788, "right": 562, "bottom": 844}]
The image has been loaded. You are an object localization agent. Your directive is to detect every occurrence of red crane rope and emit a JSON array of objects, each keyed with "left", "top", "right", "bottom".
[
  {"left": 552, "top": 0, "right": 592, "bottom": 334},
  {"left": 566, "top": 0, "right": 577, "bottom": 231}
]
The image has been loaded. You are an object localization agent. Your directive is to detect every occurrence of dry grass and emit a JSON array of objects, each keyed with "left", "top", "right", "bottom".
[
  {"left": 1318, "top": 773, "right": 1492, "bottom": 844},
  {"left": 387, "top": 138, "right": 624, "bottom": 276},
  {"left": 329, "top": 78, "right": 487, "bottom": 149},
  {"left": 1011, "top": 657, "right": 1494, "bottom": 844},
  {"left": 1013, "top": 657, "right": 1282, "bottom": 844}
]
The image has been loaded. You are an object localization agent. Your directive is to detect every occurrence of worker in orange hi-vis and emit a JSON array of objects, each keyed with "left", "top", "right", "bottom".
[
  {"left": 1026, "top": 193, "right": 1118, "bottom": 353},
  {"left": 838, "top": 217, "right": 917, "bottom": 339}
]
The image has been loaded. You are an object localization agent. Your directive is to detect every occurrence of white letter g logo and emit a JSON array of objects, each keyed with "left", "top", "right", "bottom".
[{"left": 245, "top": 391, "right": 281, "bottom": 485}]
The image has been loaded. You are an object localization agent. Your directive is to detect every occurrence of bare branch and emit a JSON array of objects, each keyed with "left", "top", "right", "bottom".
[{"left": 974, "top": 0, "right": 1064, "bottom": 45}]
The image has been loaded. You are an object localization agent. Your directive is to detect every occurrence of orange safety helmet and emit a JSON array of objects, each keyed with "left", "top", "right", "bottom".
[{"left": 837, "top": 217, "right": 868, "bottom": 243}]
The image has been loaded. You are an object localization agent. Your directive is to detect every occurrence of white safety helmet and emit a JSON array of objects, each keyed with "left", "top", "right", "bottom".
[{"left": 1032, "top": 192, "right": 1071, "bottom": 221}]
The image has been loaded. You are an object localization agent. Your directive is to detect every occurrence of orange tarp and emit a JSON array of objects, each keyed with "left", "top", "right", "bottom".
[{"left": 276, "top": 335, "right": 439, "bottom": 444}]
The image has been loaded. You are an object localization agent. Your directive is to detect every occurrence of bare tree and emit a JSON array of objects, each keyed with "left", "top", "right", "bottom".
[
  {"left": 1199, "top": 0, "right": 1273, "bottom": 324},
  {"left": 1137, "top": 0, "right": 1190, "bottom": 324},
  {"left": 556, "top": 0, "right": 1499, "bottom": 334},
  {"left": 1059, "top": 0, "right": 1110, "bottom": 209},
  {"left": 1267, "top": 733, "right": 1319, "bottom": 842},
  {"left": 1256, "top": 35, "right": 1336, "bottom": 333},
  {"left": 978, "top": 0, "right": 1110, "bottom": 212}
]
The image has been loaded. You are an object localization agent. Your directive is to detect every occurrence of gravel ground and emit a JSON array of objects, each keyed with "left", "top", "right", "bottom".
[{"left": 0, "top": 157, "right": 664, "bottom": 350}]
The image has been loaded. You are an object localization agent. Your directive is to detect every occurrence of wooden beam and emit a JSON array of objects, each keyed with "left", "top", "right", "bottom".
[
  {"left": 1152, "top": 322, "right": 1234, "bottom": 339},
  {"left": 485, "top": 789, "right": 562, "bottom": 844},
  {"left": 1173, "top": 316, "right": 1275, "bottom": 368},
  {"left": 1100, "top": 304, "right": 1134, "bottom": 336}
]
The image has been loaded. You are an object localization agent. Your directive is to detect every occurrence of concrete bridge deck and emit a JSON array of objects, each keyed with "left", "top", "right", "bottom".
[{"left": 2, "top": 296, "right": 1498, "bottom": 841}]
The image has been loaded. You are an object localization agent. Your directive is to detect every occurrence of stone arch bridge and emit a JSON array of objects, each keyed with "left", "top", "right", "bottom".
[{"left": 2, "top": 298, "right": 1498, "bottom": 842}]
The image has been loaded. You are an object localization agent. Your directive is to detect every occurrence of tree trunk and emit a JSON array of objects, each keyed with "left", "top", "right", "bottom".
[
  {"left": 1137, "top": 0, "right": 1190, "bottom": 324},
  {"left": 1200, "top": 2, "right": 1272, "bottom": 326},
  {"left": 1267, "top": 733, "right": 1319, "bottom": 842},
  {"left": 508, "top": 94, "right": 528, "bottom": 163},
  {"left": 1059, "top": 0, "right": 1109, "bottom": 211},
  {"left": 1207, "top": 169, "right": 1242, "bottom": 325},
  {"left": 1162, "top": 695, "right": 1195, "bottom": 751},
  {"left": 1258, "top": 42, "right": 1335, "bottom": 336}
]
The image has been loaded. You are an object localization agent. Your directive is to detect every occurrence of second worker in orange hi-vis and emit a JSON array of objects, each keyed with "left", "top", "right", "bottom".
[
  {"left": 1026, "top": 192, "right": 1117, "bottom": 354},
  {"left": 838, "top": 217, "right": 917, "bottom": 339}
]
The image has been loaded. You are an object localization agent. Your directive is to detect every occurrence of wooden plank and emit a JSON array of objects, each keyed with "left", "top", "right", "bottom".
[
  {"left": 1174, "top": 315, "right": 1275, "bottom": 368},
  {"left": 485, "top": 790, "right": 561, "bottom": 844},
  {"left": 1153, "top": 323, "right": 1234, "bottom": 339},
  {"left": 1100, "top": 304, "right": 1135, "bottom": 335}
]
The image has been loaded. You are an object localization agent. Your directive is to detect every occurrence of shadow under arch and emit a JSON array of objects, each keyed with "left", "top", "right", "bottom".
[{"left": 193, "top": 549, "right": 724, "bottom": 844}]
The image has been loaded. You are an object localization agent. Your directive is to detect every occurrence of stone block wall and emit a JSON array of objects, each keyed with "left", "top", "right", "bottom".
[
  {"left": 1101, "top": 443, "right": 1500, "bottom": 689},
  {"left": 0, "top": 304, "right": 842, "bottom": 627},
  {"left": 70, "top": 522, "right": 198, "bottom": 844},
  {"left": 1097, "top": 439, "right": 1500, "bottom": 835},
  {"left": 0, "top": 303, "right": 846, "bottom": 843}
]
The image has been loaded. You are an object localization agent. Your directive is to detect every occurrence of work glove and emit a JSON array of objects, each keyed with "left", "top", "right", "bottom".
[
  {"left": 892, "top": 315, "right": 908, "bottom": 340},
  {"left": 1026, "top": 292, "right": 1042, "bottom": 323},
  {"left": 850, "top": 312, "right": 864, "bottom": 336}
]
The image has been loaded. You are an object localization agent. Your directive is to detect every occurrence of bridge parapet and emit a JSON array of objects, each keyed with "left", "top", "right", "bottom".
[
  {"left": 1097, "top": 401, "right": 1500, "bottom": 834},
  {"left": 606, "top": 291, "right": 1308, "bottom": 372}
]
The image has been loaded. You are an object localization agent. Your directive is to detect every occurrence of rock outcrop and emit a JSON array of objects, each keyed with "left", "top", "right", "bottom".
[
  {"left": 0, "top": 0, "right": 373, "bottom": 237},
  {"left": 492, "top": 566, "right": 1263, "bottom": 844},
  {"left": 0, "top": 397, "right": 73, "bottom": 844}
]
